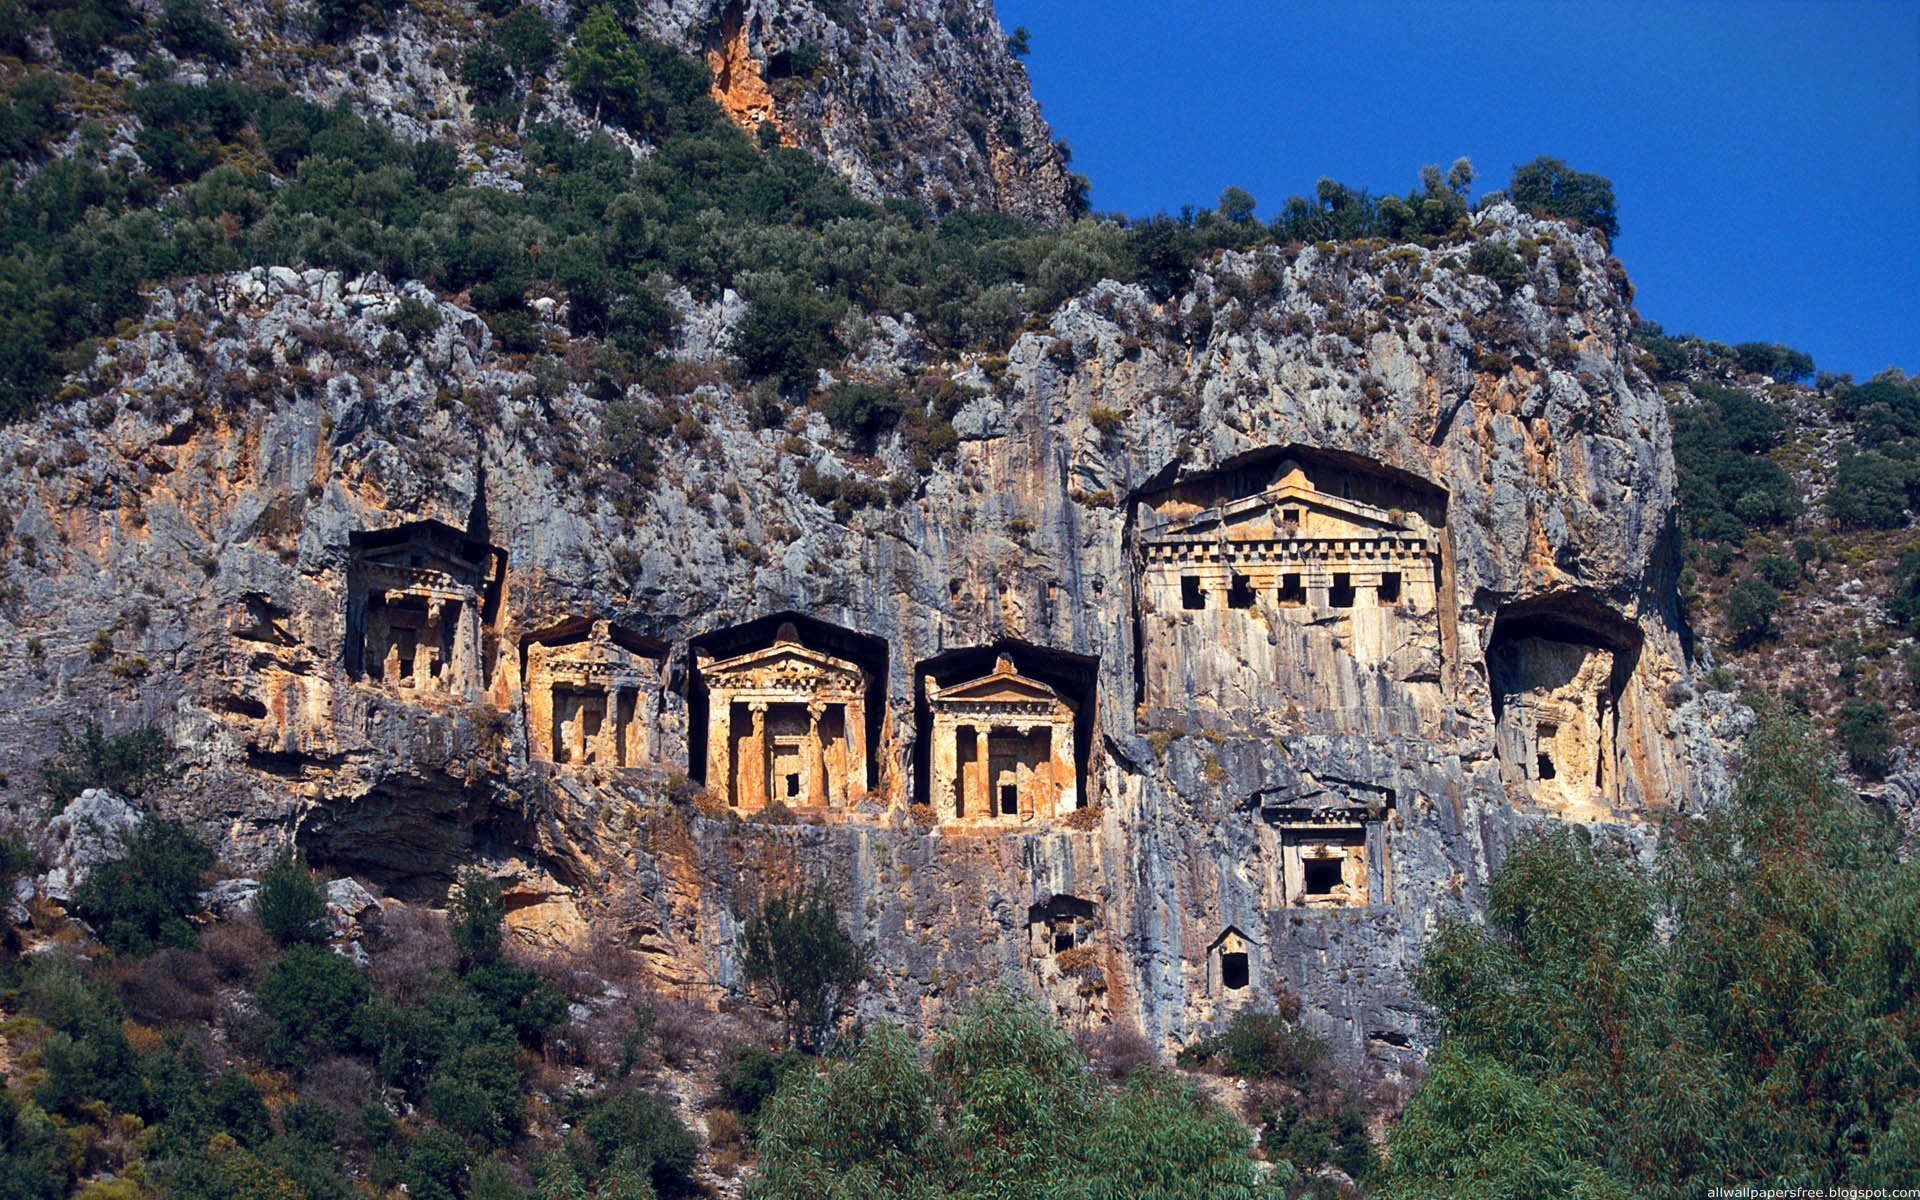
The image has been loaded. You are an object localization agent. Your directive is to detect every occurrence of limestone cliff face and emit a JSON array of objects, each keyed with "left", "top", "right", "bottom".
[
  {"left": 185, "top": 0, "right": 1073, "bottom": 223},
  {"left": 0, "top": 211, "right": 1739, "bottom": 1065}
]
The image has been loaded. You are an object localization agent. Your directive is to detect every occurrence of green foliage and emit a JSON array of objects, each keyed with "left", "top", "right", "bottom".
[
  {"left": 741, "top": 886, "right": 870, "bottom": 1051},
  {"left": 310, "top": 0, "right": 400, "bottom": 42},
  {"left": 497, "top": 6, "right": 558, "bottom": 78},
  {"left": 565, "top": 8, "right": 711, "bottom": 135},
  {"left": 752, "top": 988, "right": 1277, "bottom": 1200},
  {"left": 1753, "top": 553, "right": 1799, "bottom": 590},
  {"left": 1508, "top": 155, "right": 1619, "bottom": 239},
  {"left": 404, "top": 1127, "right": 475, "bottom": 1200},
  {"left": 1381, "top": 705, "right": 1913, "bottom": 1198},
  {"left": 71, "top": 817, "right": 211, "bottom": 955},
  {"left": 158, "top": 0, "right": 236, "bottom": 61},
  {"left": 1671, "top": 383, "right": 1800, "bottom": 540},
  {"left": 719, "top": 1043, "right": 809, "bottom": 1132},
  {"left": 1826, "top": 446, "right": 1912, "bottom": 529},
  {"left": 1466, "top": 239, "right": 1524, "bottom": 293},
  {"left": 257, "top": 942, "right": 372, "bottom": 1064},
  {"left": 1731, "top": 339, "right": 1814, "bottom": 382},
  {"left": 1888, "top": 549, "right": 1920, "bottom": 635},
  {"left": 734, "top": 284, "right": 847, "bottom": 392},
  {"left": 1835, "top": 696, "right": 1892, "bottom": 778},
  {"left": 255, "top": 846, "right": 329, "bottom": 946},
  {"left": 820, "top": 381, "right": 910, "bottom": 449},
  {"left": 1173, "top": 1008, "right": 1325, "bottom": 1087},
  {"left": 1720, "top": 576, "right": 1779, "bottom": 646},
  {"left": 573, "top": 1090, "right": 697, "bottom": 1195},
  {"left": 40, "top": 721, "right": 172, "bottom": 805},
  {"left": 451, "top": 868, "right": 506, "bottom": 971}
]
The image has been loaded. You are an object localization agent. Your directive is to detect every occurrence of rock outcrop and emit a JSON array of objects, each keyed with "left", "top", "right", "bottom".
[{"left": 0, "top": 204, "right": 1735, "bottom": 1066}]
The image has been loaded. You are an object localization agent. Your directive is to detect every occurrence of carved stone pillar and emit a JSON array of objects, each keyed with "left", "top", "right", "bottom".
[
  {"left": 978, "top": 726, "right": 993, "bottom": 817},
  {"left": 707, "top": 693, "right": 732, "bottom": 804},
  {"left": 805, "top": 703, "right": 826, "bottom": 806},
  {"left": 743, "top": 702, "right": 769, "bottom": 812},
  {"left": 844, "top": 697, "right": 868, "bottom": 801}
]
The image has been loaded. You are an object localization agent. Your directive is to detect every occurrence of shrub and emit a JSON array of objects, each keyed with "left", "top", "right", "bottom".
[
  {"left": 1889, "top": 550, "right": 1920, "bottom": 635},
  {"left": 1754, "top": 554, "right": 1799, "bottom": 590},
  {"left": 740, "top": 886, "right": 870, "bottom": 1050},
  {"left": 257, "top": 942, "right": 372, "bottom": 1064},
  {"left": 256, "top": 847, "right": 329, "bottom": 946},
  {"left": 1174, "top": 1007, "right": 1327, "bottom": 1088},
  {"left": 1720, "top": 577, "right": 1780, "bottom": 647},
  {"left": 41, "top": 722, "right": 172, "bottom": 805},
  {"left": 496, "top": 6, "right": 557, "bottom": 77},
  {"left": 576, "top": 1090, "right": 697, "bottom": 1194},
  {"left": 1466, "top": 240, "right": 1524, "bottom": 293},
  {"left": 733, "top": 284, "right": 846, "bottom": 392},
  {"left": 1835, "top": 698, "right": 1892, "bottom": 778},
  {"left": 1508, "top": 155, "right": 1619, "bottom": 240},
  {"left": 71, "top": 818, "right": 212, "bottom": 955},
  {"left": 718, "top": 1043, "right": 808, "bottom": 1129},
  {"left": 451, "top": 869, "right": 506, "bottom": 971},
  {"left": 820, "top": 381, "right": 909, "bottom": 450},
  {"left": 1826, "top": 448, "right": 1911, "bottom": 529}
]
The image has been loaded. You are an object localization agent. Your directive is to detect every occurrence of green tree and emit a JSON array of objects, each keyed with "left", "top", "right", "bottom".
[
  {"left": 451, "top": 868, "right": 506, "bottom": 971},
  {"left": 257, "top": 942, "right": 372, "bottom": 1064},
  {"left": 256, "top": 846, "right": 329, "bottom": 945},
  {"left": 1466, "top": 239, "right": 1524, "bottom": 293},
  {"left": 740, "top": 886, "right": 870, "bottom": 1051},
  {"left": 1720, "top": 576, "right": 1779, "bottom": 646},
  {"left": 1380, "top": 704, "right": 1915, "bottom": 1198},
  {"left": 566, "top": 7, "right": 647, "bottom": 123},
  {"left": 1508, "top": 155, "right": 1619, "bottom": 239},
  {"left": 71, "top": 817, "right": 211, "bottom": 955},
  {"left": 40, "top": 721, "right": 172, "bottom": 805},
  {"left": 1826, "top": 447, "right": 1911, "bottom": 529},
  {"left": 1835, "top": 697, "right": 1892, "bottom": 778}
]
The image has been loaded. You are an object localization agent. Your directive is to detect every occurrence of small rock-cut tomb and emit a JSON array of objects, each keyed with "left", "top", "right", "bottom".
[
  {"left": 523, "top": 620, "right": 667, "bottom": 768},
  {"left": 346, "top": 520, "right": 505, "bottom": 697},
  {"left": 1256, "top": 778, "right": 1394, "bottom": 909},
  {"left": 698, "top": 623, "right": 870, "bottom": 812},
  {"left": 927, "top": 655, "right": 1078, "bottom": 825}
]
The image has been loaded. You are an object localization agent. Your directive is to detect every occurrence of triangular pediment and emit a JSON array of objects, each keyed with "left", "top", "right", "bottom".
[
  {"left": 933, "top": 671, "right": 1067, "bottom": 708},
  {"left": 1154, "top": 483, "right": 1409, "bottom": 540},
  {"left": 707, "top": 642, "right": 865, "bottom": 684}
]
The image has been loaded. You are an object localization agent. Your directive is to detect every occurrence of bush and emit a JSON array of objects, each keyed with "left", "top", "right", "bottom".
[
  {"left": 40, "top": 722, "right": 172, "bottom": 806},
  {"left": 733, "top": 285, "right": 846, "bottom": 392},
  {"left": 256, "top": 847, "right": 329, "bottom": 946},
  {"left": 1754, "top": 554, "right": 1799, "bottom": 590},
  {"left": 740, "top": 886, "right": 870, "bottom": 1051},
  {"left": 451, "top": 868, "right": 506, "bottom": 971},
  {"left": 1466, "top": 240, "right": 1524, "bottom": 293},
  {"left": 1720, "top": 577, "right": 1780, "bottom": 647},
  {"left": 1826, "top": 448, "right": 1911, "bottom": 529},
  {"left": 71, "top": 818, "right": 212, "bottom": 955},
  {"left": 1835, "top": 698, "right": 1892, "bottom": 778},
  {"left": 1508, "top": 155, "right": 1619, "bottom": 239},
  {"left": 257, "top": 942, "right": 372, "bottom": 1064},
  {"left": 576, "top": 1090, "right": 697, "bottom": 1194},
  {"left": 820, "top": 381, "right": 910, "bottom": 450},
  {"left": 1174, "top": 1007, "right": 1327, "bottom": 1088},
  {"left": 1888, "top": 550, "right": 1920, "bottom": 635},
  {"left": 718, "top": 1043, "right": 808, "bottom": 1129}
]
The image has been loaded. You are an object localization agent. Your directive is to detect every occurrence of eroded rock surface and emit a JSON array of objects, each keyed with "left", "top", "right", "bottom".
[{"left": 0, "top": 209, "right": 1730, "bottom": 1066}]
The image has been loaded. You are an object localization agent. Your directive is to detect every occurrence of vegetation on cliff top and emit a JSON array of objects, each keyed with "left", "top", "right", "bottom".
[{"left": 0, "top": 0, "right": 1623, "bottom": 428}]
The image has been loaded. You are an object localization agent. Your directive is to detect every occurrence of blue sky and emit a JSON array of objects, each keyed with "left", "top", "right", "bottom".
[{"left": 996, "top": 0, "right": 1919, "bottom": 381}]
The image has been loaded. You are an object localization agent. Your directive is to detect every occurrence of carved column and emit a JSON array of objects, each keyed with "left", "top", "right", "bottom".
[
  {"left": 978, "top": 726, "right": 993, "bottom": 817},
  {"left": 706, "top": 690, "right": 732, "bottom": 804},
  {"left": 804, "top": 703, "right": 826, "bottom": 807},
  {"left": 931, "top": 712, "right": 956, "bottom": 818},
  {"left": 1056, "top": 713, "right": 1078, "bottom": 815},
  {"left": 844, "top": 697, "right": 868, "bottom": 801},
  {"left": 743, "top": 702, "right": 769, "bottom": 812}
]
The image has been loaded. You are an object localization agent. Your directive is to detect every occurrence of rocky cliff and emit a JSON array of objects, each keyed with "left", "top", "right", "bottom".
[{"left": 0, "top": 194, "right": 1741, "bottom": 1063}]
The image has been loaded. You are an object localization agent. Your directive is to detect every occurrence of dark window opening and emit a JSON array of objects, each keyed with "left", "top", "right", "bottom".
[
  {"left": 1281, "top": 507, "right": 1301, "bottom": 526},
  {"left": 786, "top": 772, "right": 801, "bottom": 797},
  {"left": 1303, "top": 858, "right": 1343, "bottom": 895},
  {"left": 1378, "top": 572, "right": 1402, "bottom": 603},
  {"left": 1536, "top": 752, "right": 1555, "bottom": 780},
  {"left": 1181, "top": 576, "right": 1205, "bottom": 610},
  {"left": 1054, "top": 930, "right": 1074, "bottom": 953},
  {"left": 1000, "top": 784, "right": 1018, "bottom": 815},
  {"left": 1227, "top": 574, "right": 1255, "bottom": 609},
  {"left": 1277, "top": 573, "right": 1306, "bottom": 606},
  {"left": 1221, "top": 951, "right": 1249, "bottom": 990},
  {"left": 1330, "top": 573, "right": 1356, "bottom": 608}
]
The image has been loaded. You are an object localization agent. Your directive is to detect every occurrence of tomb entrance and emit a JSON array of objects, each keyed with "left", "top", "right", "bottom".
[
  {"left": 346, "top": 520, "right": 506, "bottom": 700},
  {"left": 522, "top": 619, "right": 667, "bottom": 768}
]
